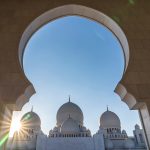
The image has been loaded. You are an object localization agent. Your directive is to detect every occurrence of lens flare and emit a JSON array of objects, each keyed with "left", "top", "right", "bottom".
[
  {"left": 0, "top": 107, "right": 12, "bottom": 148},
  {"left": 9, "top": 118, "right": 21, "bottom": 137},
  {"left": 0, "top": 133, "right": 9, "bottom": 147}
]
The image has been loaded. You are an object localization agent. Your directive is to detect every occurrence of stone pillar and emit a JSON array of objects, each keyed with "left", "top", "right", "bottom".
[
  {"left": 0, "top": 102, "right": 5, "bottom": 131},
  {"left": 0, "top": 105, "right": 13, "bottom": 150},
  {"left": 139, "top": 103, "right": 150, "bottom": 149},
  {"left": 0, "top": 102, "right": 6, "bottom": 150}
]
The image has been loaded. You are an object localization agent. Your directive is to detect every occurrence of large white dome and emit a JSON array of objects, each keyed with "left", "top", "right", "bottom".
[
  {"left": 56, "top": 101, "right": 83, "bottom": 126},
  {"left": 21, "top": 111, "right": 41, "bottom": 129},
  {"left": 100, "top": 110, "right": 121, "bottom": 129}
]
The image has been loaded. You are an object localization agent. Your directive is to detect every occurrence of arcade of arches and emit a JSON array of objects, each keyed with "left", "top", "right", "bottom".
[{"left": 0, "top": 1, "right": 150, "bottom": 149}]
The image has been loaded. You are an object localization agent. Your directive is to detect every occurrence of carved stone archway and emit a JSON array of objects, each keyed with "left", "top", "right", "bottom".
[
  {"left": 19, "top": 4, "right": 131, "bottom": 107},
  {"left": 18, "top": 4, "right": 150, "bottom": 147},
  {"left": 0, "top": 2, "right": 150, "bottom": 149}
]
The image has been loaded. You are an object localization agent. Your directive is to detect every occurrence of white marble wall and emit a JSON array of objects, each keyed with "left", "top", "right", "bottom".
[
  {"left": 7, "top": 139, "right": 36, "bottom": 150},
  {"left": 93, "top": 133, "right": 105, "bottom": 150},
  {"left": 36, "top": 133, "right": 105, "bottom": 150}
]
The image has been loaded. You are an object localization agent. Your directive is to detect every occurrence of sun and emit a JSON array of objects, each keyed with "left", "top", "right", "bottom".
[{"left": 9, "top": 117, "right": 21, "bottom": 137}]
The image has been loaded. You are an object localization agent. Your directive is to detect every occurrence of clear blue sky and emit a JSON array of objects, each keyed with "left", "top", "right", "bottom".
[{"left": 11, "top": 16, "right": 141, "bottom": 136}]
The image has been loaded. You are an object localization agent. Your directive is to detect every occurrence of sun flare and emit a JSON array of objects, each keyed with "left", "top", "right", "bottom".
[{"left": 9, "top": 117, "right": 21, "bottom": 137}]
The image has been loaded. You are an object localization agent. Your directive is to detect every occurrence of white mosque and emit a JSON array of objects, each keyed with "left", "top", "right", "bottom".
[{"left": 7, "top": 98, "right": 147, "bottom": 150}]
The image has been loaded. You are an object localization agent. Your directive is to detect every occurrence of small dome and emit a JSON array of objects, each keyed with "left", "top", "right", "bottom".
[
  {"left": 81, "top": 126, "right": 87, "bottom": 132},
  {"left": 122, "top": 130, "right": 127, "bottom": 134},
  {"left": 21, "top": 111, "right": 41, "bottom": 129},
  {"left": 57, "top": 101, "right": 83, "bottom": 126},
  {"left": 105, "top": 139, "right": 114, "bottom": 149},
  {"left": 61, "top": 117, "right": 80, "bottom": 133},
  {"left": 124, "top": 139, "right": 135, "bottom": 148},
  {"left": 53, "top": 127, "right": 59, "bottom": 132},
  {"left": 135, "top": 124, "right": 140, "bottom": 130},
  {"left": 100, "top": 110, "right": 121, "bottom": 129}
]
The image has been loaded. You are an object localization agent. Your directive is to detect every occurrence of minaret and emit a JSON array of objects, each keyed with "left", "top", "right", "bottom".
[
  {"left": 31, "top": 106, "right": 33, "bottom": 112},
  {"left": 69, "top": 95, "right": 71, "bottom": 103},
  {"left": 107, "top": 105, "right": 109, "bottom": 111}
]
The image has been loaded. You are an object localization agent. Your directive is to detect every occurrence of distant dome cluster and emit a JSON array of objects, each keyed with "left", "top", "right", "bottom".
[{"left": 8, "top": 97, "right": 146, "bottom": 150}]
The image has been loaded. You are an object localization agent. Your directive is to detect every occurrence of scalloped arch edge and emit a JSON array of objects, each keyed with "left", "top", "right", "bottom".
[{"left": 115, "top": 83, "right": 145, "bottom": 110}]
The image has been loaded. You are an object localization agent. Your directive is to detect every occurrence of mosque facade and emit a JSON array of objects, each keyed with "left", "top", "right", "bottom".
[{"left": 7, "top": 99, "right": 147, "bottom": 150}]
